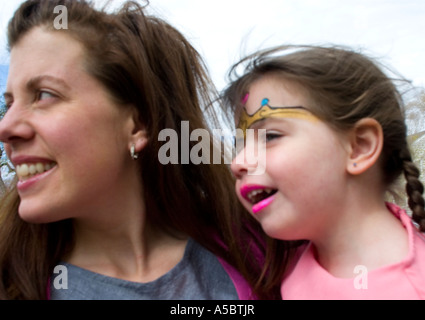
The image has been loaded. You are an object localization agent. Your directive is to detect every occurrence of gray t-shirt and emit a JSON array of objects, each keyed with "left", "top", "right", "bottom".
[{"left": 50, "top": 238, "right": 238, "bottom": 300}]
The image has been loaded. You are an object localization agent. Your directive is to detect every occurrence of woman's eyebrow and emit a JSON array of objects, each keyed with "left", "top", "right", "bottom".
[
  {"left": 2, "top": 75, "right": 71, "bottom": 104},
  {"left": 26, "top": 75, "right": 71, "bottom": 91}
]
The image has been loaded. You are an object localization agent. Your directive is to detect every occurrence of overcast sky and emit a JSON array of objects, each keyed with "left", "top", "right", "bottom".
[{"left": 1, "top": 0, "right": 425, "bottom": 92}]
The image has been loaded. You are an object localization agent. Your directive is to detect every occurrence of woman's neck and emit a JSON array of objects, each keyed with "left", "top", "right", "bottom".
[{"left": 65, "top": 207, "right": 188, "bottom": 283}]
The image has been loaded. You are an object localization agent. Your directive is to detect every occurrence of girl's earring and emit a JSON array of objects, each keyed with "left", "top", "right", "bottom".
[
  {"left": 130, "top": 144, "right": 139, "bottom": 160},
  {"left": 353, "top": 162, "right": 357, "bottom": 167}
]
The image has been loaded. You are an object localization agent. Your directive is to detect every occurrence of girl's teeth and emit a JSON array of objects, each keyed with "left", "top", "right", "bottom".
[
  {"left": 246, "top": 188, "right": 277, "bottom": 204},
  {"left": 248, "top": 189, "right": 270, "bottom": 201},
  {"left": 16, "top": 162, "right": 55, "bottom": 180}
]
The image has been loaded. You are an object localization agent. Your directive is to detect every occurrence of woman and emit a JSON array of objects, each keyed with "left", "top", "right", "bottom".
[{"left": 0, "top": 0, "right": 274, "bottom": 299}]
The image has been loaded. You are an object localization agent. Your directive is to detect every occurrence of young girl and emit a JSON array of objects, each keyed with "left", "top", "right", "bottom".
[{"left": 224, "top": 45, "right": 425, "bottom": 299}]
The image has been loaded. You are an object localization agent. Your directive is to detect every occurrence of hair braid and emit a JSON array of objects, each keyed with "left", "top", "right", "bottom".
[{"left": 400, "top": 147, "right": 425, "bottom": 231}]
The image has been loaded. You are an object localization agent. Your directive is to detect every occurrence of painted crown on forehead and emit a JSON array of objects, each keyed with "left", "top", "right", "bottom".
[{"left": 237, "top": 97, "right": 317, "bottom": 132}]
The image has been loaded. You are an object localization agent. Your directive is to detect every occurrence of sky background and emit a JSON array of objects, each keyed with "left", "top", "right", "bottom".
[{"left": 0, "top": 0, "right": 425, "bottom": 93}]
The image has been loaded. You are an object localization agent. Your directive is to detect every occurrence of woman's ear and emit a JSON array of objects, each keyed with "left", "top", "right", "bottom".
[
  {"left": 127, "top": 108, "right": 148, "bottom": 153},
  {"left": 346, "top": 118, "right": 383, "bottom": 175}
]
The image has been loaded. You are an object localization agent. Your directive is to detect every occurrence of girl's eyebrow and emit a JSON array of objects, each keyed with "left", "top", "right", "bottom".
[
  {"left": 249, "top": 116, "right": 291, "bottom": 130},
  {"left": 239, "top": 106, "right": 318, "bottom": 132},
  {"left": 237, "top": 97, "right": 319, "bottom": 132},
  {"left": 249, "top": 117, "right": 269, "bottom": 129}
]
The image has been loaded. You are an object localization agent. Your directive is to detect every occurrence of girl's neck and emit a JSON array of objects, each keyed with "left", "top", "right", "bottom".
[{"left": 311, "top": 200, "right": 409, "bottom": 278}]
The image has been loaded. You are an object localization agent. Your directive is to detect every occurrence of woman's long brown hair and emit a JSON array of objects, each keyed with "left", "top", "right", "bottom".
[{"left": 0, "top": 0, "right": 280, "bottom": 299}]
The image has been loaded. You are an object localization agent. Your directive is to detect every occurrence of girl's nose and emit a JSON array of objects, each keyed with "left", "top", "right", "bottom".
[
  {"left": 231, "top": 130, "right": 266, "bottom": 178},
  {"left": 231, "top": 149, "right": 248, "bottom": 180},
  {"left": 231, "top": 147, "right": 262, "bottom": 179}
]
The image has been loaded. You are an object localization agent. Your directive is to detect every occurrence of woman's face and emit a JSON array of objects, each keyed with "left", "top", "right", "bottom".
[{"left": 0, "top": 27, "right": 137, "bottom": 223}]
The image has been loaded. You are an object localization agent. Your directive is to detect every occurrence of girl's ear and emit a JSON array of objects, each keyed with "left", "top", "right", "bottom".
[{"left": 346, "top": 118, "right": 383, "bottom": 175}]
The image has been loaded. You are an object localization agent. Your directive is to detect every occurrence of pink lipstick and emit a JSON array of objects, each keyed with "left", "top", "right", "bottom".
[{"left": 240, "top": 184, "right": 277, "bottom": 214}]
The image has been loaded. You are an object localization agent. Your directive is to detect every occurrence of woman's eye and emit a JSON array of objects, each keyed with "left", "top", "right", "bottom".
[
  {"left": 4, "top": 101, "right": 12, "bottom": 110},
  {"left": 38, "top": 91, "right": 55, "bottom": 101}
]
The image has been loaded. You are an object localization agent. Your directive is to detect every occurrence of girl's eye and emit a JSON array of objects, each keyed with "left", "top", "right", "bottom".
[{"left": 264, "top": 131, "right": 282, "bottom": 142}]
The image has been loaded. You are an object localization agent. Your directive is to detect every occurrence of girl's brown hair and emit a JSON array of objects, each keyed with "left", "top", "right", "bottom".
[
  {"left": 223, "top": 44, "right": 425, "bottom": 293},
  {"left": 0, "top": 0, "right": 274, "bottom": 299}
]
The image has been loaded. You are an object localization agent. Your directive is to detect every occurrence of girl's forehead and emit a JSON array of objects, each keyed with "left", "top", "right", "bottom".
[
  {"left": 243, "top": 75, "right": 308, "bottom": 115},
  {"left": 235, "top": 75, "right": 317, "bottom": 131},
  {"left": 237, "top": 97, "right": 318, "bottom": 132}
]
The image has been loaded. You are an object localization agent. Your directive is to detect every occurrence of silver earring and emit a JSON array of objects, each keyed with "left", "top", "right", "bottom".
[{"left": 130, "top": 144, "right": 138, "bottom": 160}]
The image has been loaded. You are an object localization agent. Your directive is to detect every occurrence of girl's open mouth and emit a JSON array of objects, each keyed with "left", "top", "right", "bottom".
[{"left": 240, "top": 185, "right": 277, "bottom": 214}]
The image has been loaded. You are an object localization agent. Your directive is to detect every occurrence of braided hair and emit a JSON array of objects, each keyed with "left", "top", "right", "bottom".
[
  {"left": 223, "top": 45, "right": 425, "bottom": 294},
  {"left": 225, "top": 45, "right": 425, "bottom": 230}
]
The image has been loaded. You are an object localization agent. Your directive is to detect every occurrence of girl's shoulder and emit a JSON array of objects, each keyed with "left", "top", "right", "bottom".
[{"left": 216, "top": 256, "right": 256, "bottom": 299}]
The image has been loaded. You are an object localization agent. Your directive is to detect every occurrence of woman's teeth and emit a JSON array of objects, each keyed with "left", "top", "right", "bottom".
[{"left": 16, "top": 162, "right": 56, "bottom": 180}]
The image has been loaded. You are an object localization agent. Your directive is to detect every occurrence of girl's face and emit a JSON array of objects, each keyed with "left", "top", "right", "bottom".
[
  {"left": 0, "top": 27, "right": 137, "bottom": 223},
  {"left": 231, "top": 75, "right": 352, "bottom": 241}
]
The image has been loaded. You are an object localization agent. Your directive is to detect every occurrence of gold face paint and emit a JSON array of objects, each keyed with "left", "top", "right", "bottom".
[{"left": 237, "top": 98, "right": 318, "bottom": 133}]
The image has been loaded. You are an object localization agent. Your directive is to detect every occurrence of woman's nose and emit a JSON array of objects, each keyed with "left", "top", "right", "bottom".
[{"left": 0, "top": 102, "right": 35, "bottom": 145}]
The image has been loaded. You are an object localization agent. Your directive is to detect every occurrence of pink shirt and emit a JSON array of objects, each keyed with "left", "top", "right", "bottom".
[{"left": 281, "top": 203, "right": 425, "bottom": 299}]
